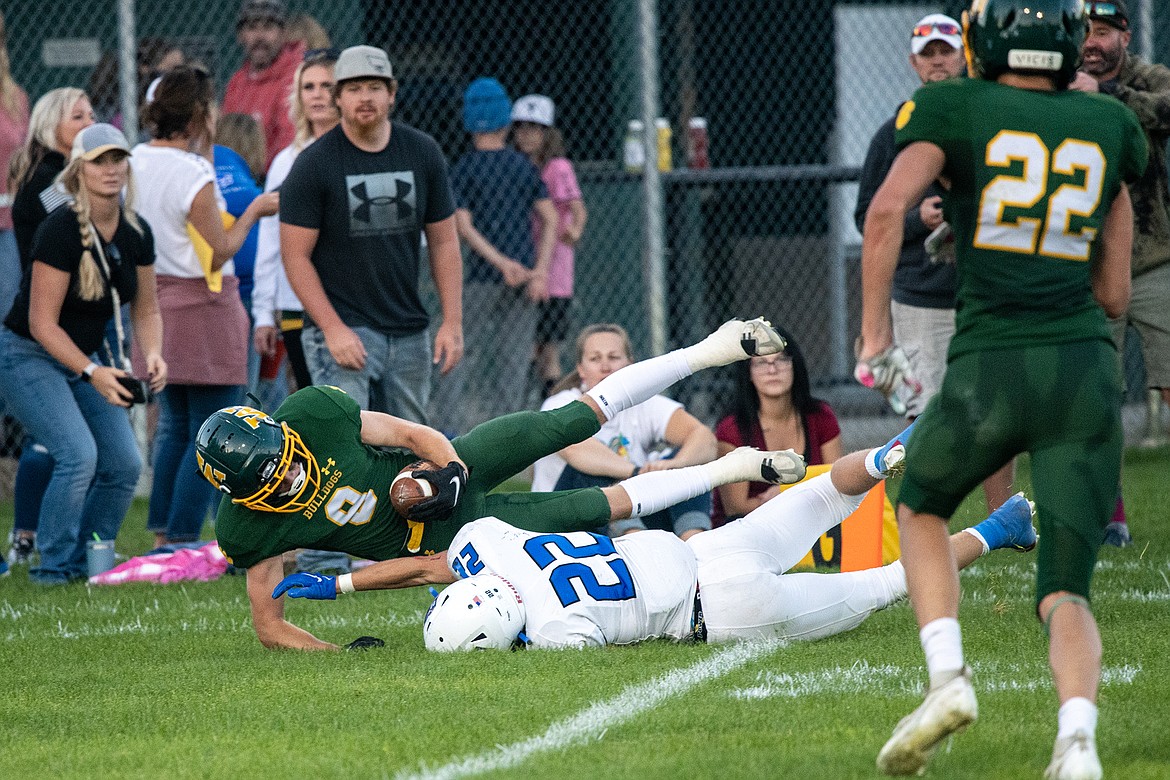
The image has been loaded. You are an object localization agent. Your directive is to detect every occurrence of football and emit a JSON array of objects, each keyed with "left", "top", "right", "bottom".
[{"left": 389, "top": 460, "right": 438, "bottom": 516}]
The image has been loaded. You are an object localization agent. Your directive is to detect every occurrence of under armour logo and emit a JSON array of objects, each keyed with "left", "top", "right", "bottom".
[{"left": 350, "top": 177, "right": 413, "bottom": 223}]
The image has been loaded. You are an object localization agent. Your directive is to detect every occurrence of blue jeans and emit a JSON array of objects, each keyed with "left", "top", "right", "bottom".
[
  {"left": 148, "top": 384, "right": 243, "bottom": 542},
  {"left": 301, "top": 324, "right": 431, "bottom": 423},
  {"left": 0, "top": 328, "right": 142, "bottom": 579}
]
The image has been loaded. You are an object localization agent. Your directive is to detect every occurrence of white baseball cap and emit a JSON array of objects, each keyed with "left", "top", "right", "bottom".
[
  {"left": 910, "top": 14, "right": 962, "bottom": 55},
  {"left": 511, "top": 94, "right": 555, "bottom": 127}
]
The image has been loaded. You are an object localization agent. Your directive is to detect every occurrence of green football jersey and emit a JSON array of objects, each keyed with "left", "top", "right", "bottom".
[
  {"left": 213, "top": 387, "right": 610, "bottom": 569},
  {"left": 894, "top": 78, "right": 1148, "bottom": 358},
  {"left": 215, "top": 386, "right": 419, "bottom": 569}
]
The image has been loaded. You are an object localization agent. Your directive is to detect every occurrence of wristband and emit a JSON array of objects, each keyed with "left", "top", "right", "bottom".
[
  {"left": 80, "top": 362, "right": 99, "bottom": 382},
  {"left": 337, "top": 573, "right": 355, "bottom": 594}
]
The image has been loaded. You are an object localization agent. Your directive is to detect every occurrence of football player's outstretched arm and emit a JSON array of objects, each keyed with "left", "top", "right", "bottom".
[
  {"left": 1093, "top": 185, "right": 1134, "bottom": 319},
  {"left": 859, "top": 141, "right": 945, "bottom": 361},
  {"left": 247, "top": 556, "right": 339, "bottom": 651},
  {"left": 358, "top": 411, "right": 463, "bottom": 470},
  {"left": 353, "top": 552, "right": 456, "bottom": 592}
]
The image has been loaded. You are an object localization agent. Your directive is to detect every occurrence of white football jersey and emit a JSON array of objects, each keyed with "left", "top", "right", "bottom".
[{"left": 446, "top": 517, "right": 697, "bottom": 648}]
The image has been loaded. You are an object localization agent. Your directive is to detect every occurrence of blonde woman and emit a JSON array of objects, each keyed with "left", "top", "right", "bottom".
[
  {"left": 532, "top": 323, "right": 717, "bottom": 539},
  {"left": 252, "top": 48, "right": 339, "bottom": 394},
  {"left": 5, "top": 87, "right": 94, "bottom": 566},
  {"left": 10, "top": 88, "right": 94, "bottom": 268},
  {"left": 131, "top": 66, "right": 278, "bottom": 548},
  {"left": 0, "top": 124, "right": 165, "bottom": 585}
]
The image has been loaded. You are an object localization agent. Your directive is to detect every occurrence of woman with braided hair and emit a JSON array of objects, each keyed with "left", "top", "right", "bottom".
[{"left": 0, "top": 123, "right": 166, "bottom": 585}]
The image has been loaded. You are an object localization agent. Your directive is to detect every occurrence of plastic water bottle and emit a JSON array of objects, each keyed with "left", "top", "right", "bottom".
[{"left": 623, "top": 120, "right": 645, "bottom": 173}]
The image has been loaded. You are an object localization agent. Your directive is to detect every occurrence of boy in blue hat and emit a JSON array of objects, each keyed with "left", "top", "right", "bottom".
[{"left": 432, "top": 77, "right": 559, "bottom": 434}]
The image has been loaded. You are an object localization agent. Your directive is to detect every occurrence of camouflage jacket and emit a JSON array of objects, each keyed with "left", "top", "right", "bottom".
[{"left": 1104, "top": 55, "right": 1170, "bottom": 276}]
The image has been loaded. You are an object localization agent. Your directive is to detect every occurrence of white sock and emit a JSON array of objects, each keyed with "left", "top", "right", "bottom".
[
  {"left": 620, "top": 465, "right": 712, "bottom": 517},
  {"left": 585, "top": 351, "right": 691, "bottom": 422},
  {"left": 864, "top": 447, "right": 886, "bottom": 480},
  {"left": 920, "top": 617, "right": 965, "bottom": 690},
  {"left": 963, "top": 527, "right": 991, "bottom": 556},
  {"left": 1057, "top": 697, "right": 1098, "bottom": 740}
]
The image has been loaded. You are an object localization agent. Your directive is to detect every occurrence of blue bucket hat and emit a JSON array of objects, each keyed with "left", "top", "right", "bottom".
[{"left": 463, "top": 77, "right": 512, "bottom": 133}]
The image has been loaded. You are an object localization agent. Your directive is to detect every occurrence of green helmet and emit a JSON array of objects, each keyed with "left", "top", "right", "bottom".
[
  {"left": 964, "top": 0, "right": 1087, "bottom": 88},
  {"left": 195, "top": 406, "right": 320, "bottom": 513}
]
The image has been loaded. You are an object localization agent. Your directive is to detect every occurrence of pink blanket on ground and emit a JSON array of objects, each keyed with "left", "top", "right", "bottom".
[{"left": 89, "top": 542, "right": 228, "bottom": 585}]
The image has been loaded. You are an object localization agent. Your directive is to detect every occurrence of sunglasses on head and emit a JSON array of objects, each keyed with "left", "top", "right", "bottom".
[
  {"left": 1086, "top": 1, "right": 1123, "bottom": 17},
  {"left": 912, "top": 21, "right": 961, "bottom": 38},
  {"left": 304, "top": 47, "right": 340, "bottom": 62}
]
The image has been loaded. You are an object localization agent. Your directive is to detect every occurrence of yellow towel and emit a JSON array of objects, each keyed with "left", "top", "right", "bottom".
[{"left": 186, "top": 210, "right": 237, "bottom": 293}]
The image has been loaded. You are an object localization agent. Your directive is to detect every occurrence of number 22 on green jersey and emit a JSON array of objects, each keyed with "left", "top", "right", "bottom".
[{"left": 974, "top": 130, "right": 1105, "bottom": 261}]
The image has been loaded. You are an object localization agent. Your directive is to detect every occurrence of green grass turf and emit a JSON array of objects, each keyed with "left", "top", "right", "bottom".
[{"left": 1, "top": 448, "right": 1167, "bottom": 779}]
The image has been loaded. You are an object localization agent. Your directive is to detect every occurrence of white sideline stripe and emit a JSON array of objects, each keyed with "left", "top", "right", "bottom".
[{"left": 397, "top": 639, "right": 785, "bottom": 780}]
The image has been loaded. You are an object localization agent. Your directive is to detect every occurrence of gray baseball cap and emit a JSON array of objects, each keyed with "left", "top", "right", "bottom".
[
  {"left": 71, "top": 123, "right": 131, "bottom": 162},
  {"left": 334, "top": 45, "right": 394, "bottom": 83}
]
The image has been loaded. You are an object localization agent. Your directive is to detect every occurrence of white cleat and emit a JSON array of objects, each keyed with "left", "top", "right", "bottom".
[
  {"left": 1044, "top": 730, "right": 1102, "bottom": 780},
  {"left": 759, "top": 448, "right": 806, "bottom": 485},
  {"left": 877, "top": 667, "right": 977, "bottom": 776},
  {"left": 685, "top": 317, "right": 787, "bottom": 372}
]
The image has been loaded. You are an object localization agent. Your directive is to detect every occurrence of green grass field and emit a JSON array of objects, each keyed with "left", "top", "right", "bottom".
[{"left": 2, "top": 448, "right": 1168, "bottom": 779}]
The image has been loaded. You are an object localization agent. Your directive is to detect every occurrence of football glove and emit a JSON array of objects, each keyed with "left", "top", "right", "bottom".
[
  {"left": 408, "top": 461, "right": 469, "bottom": 523},
  {"left": 344, "top": 636, "right": 385, "bottom": 651},
  {"left": 854, "top": 343, "right": 922, "bottom": 416},
  {"left": 272, "top": 572, "right": 336, "bottom": 600}
]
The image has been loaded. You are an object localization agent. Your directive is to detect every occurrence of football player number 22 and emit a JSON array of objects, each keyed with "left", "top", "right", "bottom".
[
  {"left": 975, "top": 130, "right": 1105, "bottom": 261},
  {"left": 523, "top": 533, "right": 636, "bottom": 607}
]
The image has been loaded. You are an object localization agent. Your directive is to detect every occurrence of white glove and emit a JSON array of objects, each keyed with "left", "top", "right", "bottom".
[{"left": 854, "top": 343, "right": 922, "bottom": 416}]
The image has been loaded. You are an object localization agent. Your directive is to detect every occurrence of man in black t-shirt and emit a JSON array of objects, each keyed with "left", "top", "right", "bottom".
[{"left": 280, "top": 45, "right": 463, "bottom": 424}]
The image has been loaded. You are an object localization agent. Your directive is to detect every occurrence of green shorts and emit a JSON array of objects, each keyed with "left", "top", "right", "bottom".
[{"left": 898, "top": 340, "right": 1123, "bottom": 603}]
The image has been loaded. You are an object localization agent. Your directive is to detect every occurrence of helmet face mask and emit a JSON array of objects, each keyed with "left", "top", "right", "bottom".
[
  {"left": 195, "top": 406, "right": 321, "bottom": 513},
  {"left": 964, "top": 0, "right": 1087, "bottom": 88},
  {"left": 423, "top": 574, "right": 526, "bottom": 652}
]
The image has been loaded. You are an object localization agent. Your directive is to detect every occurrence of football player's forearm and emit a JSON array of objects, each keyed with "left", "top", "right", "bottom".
[{"left": 352, "top": 553, "right": 453, "bottom": 592}]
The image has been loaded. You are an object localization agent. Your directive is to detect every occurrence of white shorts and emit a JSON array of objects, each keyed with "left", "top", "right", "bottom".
[
  {"left": 891, "top": 300, "right": 955, "bottom": 417},
  {"left": 687, "top": 475, "right": 907, "bottom": 643}
]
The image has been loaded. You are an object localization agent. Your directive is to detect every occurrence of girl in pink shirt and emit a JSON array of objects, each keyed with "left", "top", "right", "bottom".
[{"left": 511, "top": 95, "right": 588, "bottom": 398}]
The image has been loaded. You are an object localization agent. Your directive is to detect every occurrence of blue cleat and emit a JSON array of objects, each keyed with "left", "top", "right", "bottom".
[
  {"left": 0, "top": 557, "right": 8, "bottom": 578},
  {"left": 1102, "top": 521, "right": 1132, "bottom": 548},
  {"left": 873, "top": 420, "right": 916, "bottom": 478},
  {"left": 973, "top": 492, "right": 1037, "bottom": 553}
]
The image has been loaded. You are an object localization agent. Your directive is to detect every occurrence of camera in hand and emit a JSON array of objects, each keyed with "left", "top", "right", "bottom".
[{"left": 116, "top": 375, "right": 151, "bottom": 405}]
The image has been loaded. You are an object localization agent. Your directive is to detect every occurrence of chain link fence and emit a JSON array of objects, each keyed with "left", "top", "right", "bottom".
[{"left": 5, "top": 0, "right": 1169, "bottom": 448}]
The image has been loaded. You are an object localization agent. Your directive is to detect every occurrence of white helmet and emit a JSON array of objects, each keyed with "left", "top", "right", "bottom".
[{"left": 423, "top": 574, "right": 526, "bottom": 652}]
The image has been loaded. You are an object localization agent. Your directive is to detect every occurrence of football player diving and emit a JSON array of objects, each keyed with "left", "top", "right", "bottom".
[
  {"left": 856, "top": 0, "right": 1146, "bottom": 777},
  {"left": 274, "top": 427, "right": 1038, "bottom": 652},
  {"left": 194, "top": 318, "right": 807, "bottom": 651}
]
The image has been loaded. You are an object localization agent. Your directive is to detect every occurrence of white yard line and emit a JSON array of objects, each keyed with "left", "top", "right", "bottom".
[
  {"left": 397, "top": 638, "right": 786, "bottom": 780},
  {"left": 729, "top": 660, "right": 1143, "bottom": 700}
]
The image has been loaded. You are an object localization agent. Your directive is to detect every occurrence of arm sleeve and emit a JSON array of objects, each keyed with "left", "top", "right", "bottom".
[
  {"left": 278, "top": 150, "right": 325, "bottom": 229},
  {"left": 29, "top": 211, "right": 81, "bottom": 274},
  {"left": 135, "top": 220, "right": 156, "bottom": 267},
  {"left": 422, "top": 136, "right": 457, "bottom": 224},
  {"left": 545, "top": 158, "right": 583, "bottom": 203},
  {"left": 1109, "top": 61, "right": 1170, "bottom": 135},
  {"left": 1119, "top": 104, "right": 1151, "bottom": 184},
  {"left": 854, "top": 118, "right": 897, "bottom": 234},
  {"left": 252, "top": 151, "right": 294, "bottom": 327}
]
